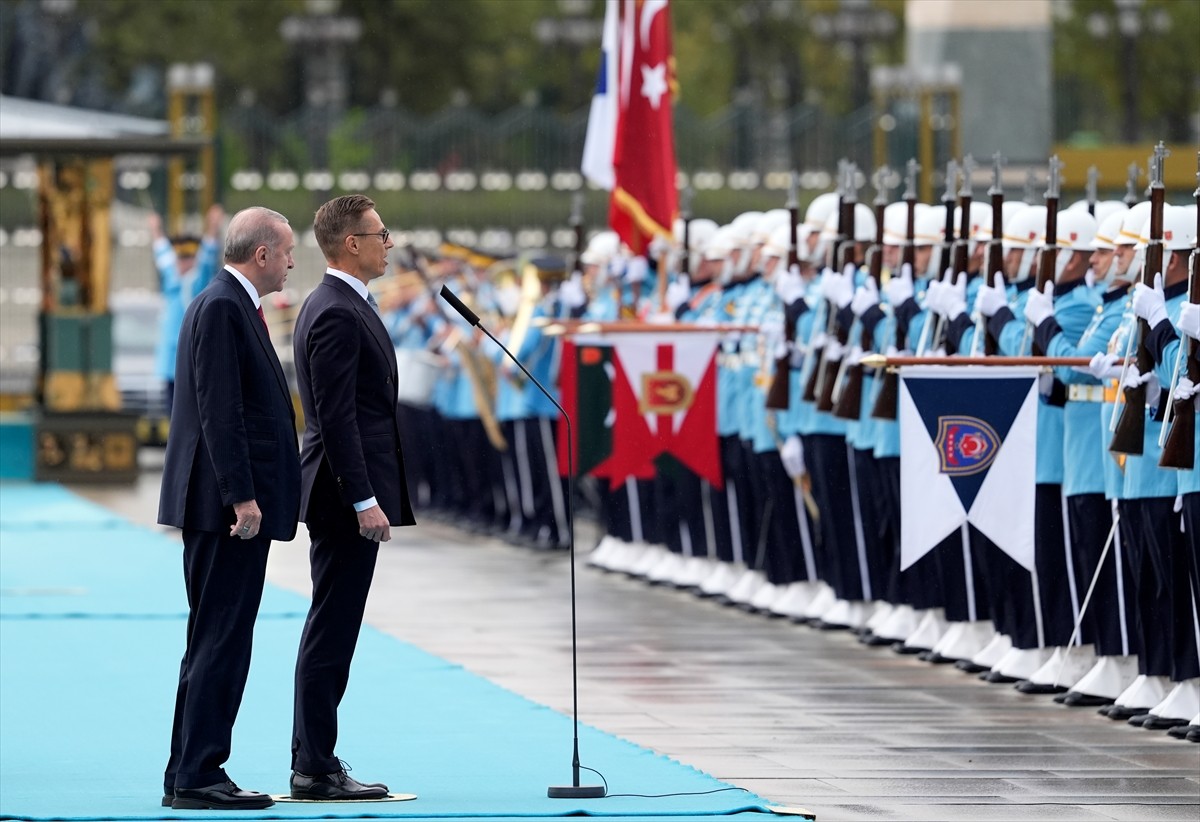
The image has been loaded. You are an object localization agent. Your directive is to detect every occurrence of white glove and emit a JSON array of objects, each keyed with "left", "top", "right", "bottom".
[
  {"left": 850, "top": 278, "right": 880, "bottom": 316},
  {"left": 883, "top": 262, "right": 914, "bottom": 306},
  {"left": 1174, "top": 376, "right": 1198, "bottom": 402},
  {"left": 1023, "top": 281, "right": 1055, "bottom": 327},
  {"left": 846, "top": 345, "right": 864, "bottom": 366},
  {"left": 975, "top": 272, "right": 1009, "bottom": 318},
  {"left": 823, "top": 339, "right": 846, "bottom": 362},
  {"left": 820, "top": 268, "right": 854, "bottom": 309},
  {"left": 780, "top": 435, "right": 805, "bottom": 479},
  {"left": 1180, "top": 302, "right": 1200, "bottom": 340},
  {"left": 923, "top": 277, "right": 944, "bottom": 315},
  {"left": 939, "top": 272, "right": 967, "bottom": 320},
  {"left": 624, "top": 255, "right": 649, "bottom": 284},
  {"left": 558, "top": 272, "right": 587, "bottom": 309},
  {"left": 665, "top": 275, "right": 691, "bottom": 312},
  {"left": 775, "top": 263, "right": 805, "bottom": 304},
  {"left": 1079, "top": 351, "right": 1121, "bottom": 380},
  {"left": 1122, "top": 366, "right": 1156, "bottom": 392},
  {"left": 1131, "top": 274, "right": 1168, "bottom": 327}
]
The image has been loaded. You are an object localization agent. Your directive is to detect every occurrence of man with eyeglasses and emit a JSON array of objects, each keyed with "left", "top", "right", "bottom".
[{"left": 290, "top": 194, "right": 415, "bottom": 800}]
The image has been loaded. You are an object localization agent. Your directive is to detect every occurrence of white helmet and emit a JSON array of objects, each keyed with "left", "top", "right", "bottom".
[
  {"left": 753, "top": 209, "right": 790, "bottom": 245},
  {"left": 914, "top": 204, "right": 946, "bottom": 247},
  {"left": 1054, "top": 208, "right": 1098, "bottom": 252},
  {"left": 954, "top": 201, "right": 994, "bottom": 243},
  {"left": 881, "top": 201, "right": 909, "bottom": 246},
  {"left": 1003, "top": 205, "right": 1047, "bottom": 251},
  {"left": 762, "top": 223, "right": 791, "bottom": 260},
  {"left": 730, "top": 211, "right": 763, "bottom": 245},
  {"left": 1092, "top": 210, "right": 1127, "bottom": 251},
  {"left": 803, "top": 192, "right": 839, "bottom": 230},
  {"left": 581, "top": 230, "right": 620, "bottom": 266},
  {"left": 821, "top": 202, "right": 876, "bottom": 242},
  {"left": 1116, "top": 201, "right": 1152, "bottom": 246},
  {"left": 1094, "top": 200, "right": 1127, "bottom": 226},
  {"left": 1161, "top": 205, "right": 1198, "bottom": 274},
  {"left": 704, "top": 224, "right": 739, "bottom": 261}
]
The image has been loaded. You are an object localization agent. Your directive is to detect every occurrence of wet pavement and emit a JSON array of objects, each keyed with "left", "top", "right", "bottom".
[{"left": 79, "top": 459, "right": 1200, "bottom": 822}]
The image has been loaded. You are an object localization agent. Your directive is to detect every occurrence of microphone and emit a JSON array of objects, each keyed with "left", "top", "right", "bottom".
[{"left": 439, "top": 285, "right": 605, "bottom": 800}]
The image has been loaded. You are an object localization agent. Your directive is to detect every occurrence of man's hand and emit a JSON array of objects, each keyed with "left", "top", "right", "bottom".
[
  {"left": 775, "top": 263, "right": 805, "bottom": 304},
  {"left": 779, "top": 435, "right": 805, "bottom": 479},
  {"left": 666, "top": 275, "right": 691, "bottom": 311},
  {"left": 883, "top": 262, "right": 914, "bottom": 306},
  {"left": 559, "top": 272, "right": 587, "bottom": 309},
  {"left": 231, "top": 499, "right": 262, "bottom": 539},
  {"left": 850, "top": 278, "right": 880, "bottom": 316},
  {"left": 1179, "top": 301, "right": 1200, "bottom": 341},
  {"left": 975, "top": 272, "right": 1008, "bottom": 318},
  {"left": 1131, "top": 273, "right": 1168, "bottom": 327},
  {"left": 821, "top": 267, "right": 854, "bottom": 309},
  {"left": 1023, "top": 281, "right": 1055, "bottom": 327},
  {"left": 357, "top": 504, "right": 391, "bottom": 543},
  {"left": 204, "top": 204, "right": 226, "bottom": 239},
  {"left": 938, "top": 272, "right": 967, "bottom": 320}
]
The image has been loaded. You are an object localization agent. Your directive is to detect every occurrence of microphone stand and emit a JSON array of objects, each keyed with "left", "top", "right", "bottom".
[{"left": 439, "top": 285, "right": 605, "bottom": 800}]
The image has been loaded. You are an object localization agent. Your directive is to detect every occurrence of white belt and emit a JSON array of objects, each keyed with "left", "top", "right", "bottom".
[{"left": 1068, "top": 384, "right": 1107, "bottom": 403}]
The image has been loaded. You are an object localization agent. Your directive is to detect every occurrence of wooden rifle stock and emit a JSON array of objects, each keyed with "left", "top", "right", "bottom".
[
  {"left": 1111, "top": 144, "right": 1169, "bottom": 456},
  {"left": 1031, "top": 155, "right": 1063, "bottom": 356},
  {"left": 1158, "top": 159, "right": 1199, "bottom": 469},
  {"left": 983, "top": 153, "right": 1006, "bottom": 356},
  {"left": 834, "top": 166, "right": 890, "bottom": 419},
  {"left": 766, "top": 171, "right": 800, "bottom": 410},
  {"left": 871, "top": 160, "right": 919, "bottom": 420},
  {"left": 815, "top": 186, "right": 857, "bottom": 412}
]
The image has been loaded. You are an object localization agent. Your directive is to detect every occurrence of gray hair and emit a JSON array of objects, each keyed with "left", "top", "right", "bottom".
[{"left": 224, "top": 207, "right": 289, "bottom": 263}]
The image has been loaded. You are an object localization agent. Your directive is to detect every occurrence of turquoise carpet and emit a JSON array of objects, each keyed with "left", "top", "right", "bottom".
[{"left": 0, "top": 483, "right": 780, "bottom": 820}]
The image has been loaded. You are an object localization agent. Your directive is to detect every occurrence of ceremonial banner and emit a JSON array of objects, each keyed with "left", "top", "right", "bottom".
[
  {"left": 899, "top": 366, "right": 1038, "bottom": 571},
  {"left": 581, "top": 0, "right": 678, "bottom": 254},
  {"left": 559, "top": 331, "right": 720, "bottom": 489}
]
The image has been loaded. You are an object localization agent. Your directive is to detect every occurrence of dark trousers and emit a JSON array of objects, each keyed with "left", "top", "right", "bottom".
[
  {"left": 719, "top": 435, "right": 753, "bottom": 565},
  {"left": 1033, "top": 484, "right": 1078, "bottom": 647},
  {"left": 292, "top": 519, "right": 379, "bottom": 775},
  {"left": 516, "top": 416, "right": 569, "bottom": 547},
  {"left": 756, "top": 450, "right": 807, "bottom": 585},
  {"left": 1120, "top": 498, "right": 1177, "bottom": 678},
  {"left": 852, "top": 447, "right": 889, "bottom": 602},
  {"left": 1066, "top": 493, "right": 1133, "bottom": 655},
  {"left": 165, "top": 529, "right": 269, "bottom": 792},
  {"left": 807, "top": 434, "right": 864, "bottom": 601}
]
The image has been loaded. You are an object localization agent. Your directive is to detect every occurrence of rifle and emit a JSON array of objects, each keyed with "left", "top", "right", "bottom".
[
  {"left": 1158, "top": 151, "right": 1199, "bottom": 469},
  {"left": 1110, "top": 141, "right": 1170, "bottom": 456},
  {"left": 1028, "top": 155, "right": 1064, "bottom": 356},
  {"left": 802, "top": 160, "right": 848, "bottom": 402},
  {"left": 569, "top": 192, "right": 585, "bottom": 277},
  {"left": 814, "top": 162, "right": 859, "bottom": 412},
  {"left": 922, "top": 159, "right": 958, "bottom": 354},
  {"left": 680, "top": 184, "right": 693, "bottom": 278},
  {"left": 766, "top": 169, "right": 800, "bottom": 410},
  {"left": 870, "top": 158, "right": 919, "bottom": 420},
  {"left": 1123, "top": 162, "right": 1141, "bottom": 207},
  {"left": 1086, "top": 165, "right": 1099, "bottom": 217},
  {"left": 979, "top": 152, "right": 1006, "bottom": 356},
  {"left": 833, "top": 164, "right": 891, "bottom": 419}
]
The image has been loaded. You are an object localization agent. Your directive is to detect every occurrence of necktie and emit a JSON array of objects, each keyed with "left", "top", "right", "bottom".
[
  {"left": 256, "top": 305, "right": 269, "bottom": 335},
  {"left": 366, "top": 293, "right": 381, "bottom": 316}
]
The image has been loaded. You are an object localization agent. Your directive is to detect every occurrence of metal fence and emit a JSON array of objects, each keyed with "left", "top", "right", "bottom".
[{"left": 219, "top": 100, "right": 876, "bottom": 183}]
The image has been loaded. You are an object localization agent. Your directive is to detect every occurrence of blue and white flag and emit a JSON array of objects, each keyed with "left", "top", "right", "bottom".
[
  {"left": 899, "top": 366, "right": 1039, "bottom": 571},
  {"left": 581, "top": 0, "right": 619, "bottom": 190}
]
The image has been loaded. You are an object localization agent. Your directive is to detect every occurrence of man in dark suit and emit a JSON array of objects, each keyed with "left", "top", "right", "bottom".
[
  {"left": 290, "top": 194, "right": 415, "bottom": 800},
  {"left": 158, "top": 206, "right": 300, "bottom": 811}
]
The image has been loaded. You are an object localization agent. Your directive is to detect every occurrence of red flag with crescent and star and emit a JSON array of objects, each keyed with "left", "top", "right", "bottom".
[{"left": 607, "top": 0, "right": 678, "bottom": 255}]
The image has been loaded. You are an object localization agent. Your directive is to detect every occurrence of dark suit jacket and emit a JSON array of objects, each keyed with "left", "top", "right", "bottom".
[
  {"left": 158, "top": 269, "right": 301, "bottom": 540},
  {"left": 294, "top": 274, "right": 415, "bottom": 528}
]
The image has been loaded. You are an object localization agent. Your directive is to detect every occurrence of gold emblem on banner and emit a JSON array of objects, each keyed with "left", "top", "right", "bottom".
[{"left": 640, "top": 371, "right": 693, "bottom": 414}]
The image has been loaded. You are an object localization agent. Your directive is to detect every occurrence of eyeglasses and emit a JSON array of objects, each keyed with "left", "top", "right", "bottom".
[{"left": 351, "top": 228, "right": 390, "bottom": 243}]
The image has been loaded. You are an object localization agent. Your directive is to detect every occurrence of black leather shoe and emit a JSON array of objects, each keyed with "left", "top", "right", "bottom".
[
  {"left": 1187, "top": 728, "right": 1200, "bottom": 742},
  {"left": 1062, "top": 691, "right": 1114, "bottom": 708},
  {"left": 1016, "top": 681, "right": 1067, "bottom": 695},
  {"left": 172, "top": 780, "right": 274, "bottom": 810},
  {"left": 290, "top": 769, "right": 388, "bottom": 800},
  {"left": 1106, "top": 704, "right": 1148, "bottom": 721},
  {"left": 161, "top": 794, "right": 173, "bottom": 807},
  {"left": 1167, "top": 723, "right": 1199, "bottom": 739},
  {"left": 1140, "top": 714, "right": 1190, "bottom": 730}
]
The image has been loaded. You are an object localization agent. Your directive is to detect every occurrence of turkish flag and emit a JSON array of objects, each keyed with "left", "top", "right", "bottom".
[{"left": 608, "top": 0, "right": 678, "bottom": 255}]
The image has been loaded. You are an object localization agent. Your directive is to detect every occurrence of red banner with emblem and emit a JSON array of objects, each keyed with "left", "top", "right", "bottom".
[{"left": 559, "top": 331, "right": 721, "bottom": 489}]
